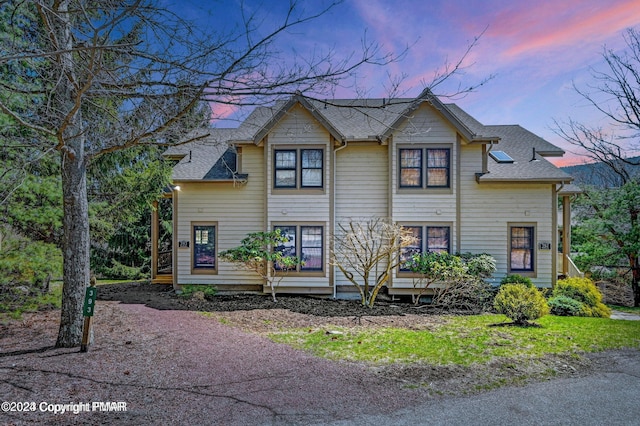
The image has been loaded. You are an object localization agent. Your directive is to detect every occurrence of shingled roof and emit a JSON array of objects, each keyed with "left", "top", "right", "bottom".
[
  {"left": 167, "top": 128, "right": 247, "bottom": 182},
  {"left": 165, "top": 94, "right": 573, "bottom": 184}
]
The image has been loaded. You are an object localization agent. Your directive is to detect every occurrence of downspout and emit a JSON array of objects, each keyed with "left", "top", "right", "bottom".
[
  {"left": 332, "top": 139, "right": 348, "bottom": 299},
  {"left": 555, "top": 182, "right": 567, "bottom": 284},
  {"left": 555, "top": 183, "right": 569, "bottom": 277}
]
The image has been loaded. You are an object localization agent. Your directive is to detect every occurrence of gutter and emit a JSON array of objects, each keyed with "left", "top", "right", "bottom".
[{"left": 332, "top": 139, "right": 349, "bottom": 299}]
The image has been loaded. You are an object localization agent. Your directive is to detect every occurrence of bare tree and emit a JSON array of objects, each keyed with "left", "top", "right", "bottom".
[
  {"left": 0, "top": 0, "right": 396, "bottom": 347},
  {"left": 331, "top": 218, "right": 416, "bottom": 307},
  {"left": 554, "top": 27, "right": 640, "bottom": 306}
]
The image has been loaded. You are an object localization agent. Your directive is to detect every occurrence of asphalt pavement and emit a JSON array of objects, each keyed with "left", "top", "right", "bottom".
[{"left": 321, "top": 343, "right": 640, "bottom": 426}]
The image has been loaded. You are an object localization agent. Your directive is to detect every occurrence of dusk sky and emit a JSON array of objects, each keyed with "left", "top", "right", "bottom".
[{"left": 177, "top": 0, "right": 640, "bottom": 166}]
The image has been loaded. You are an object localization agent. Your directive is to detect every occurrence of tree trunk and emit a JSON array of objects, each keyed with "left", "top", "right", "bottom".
[
  {"left": 52, "top": 0, "right": 91, "bottom": 348},
  {"left": 632, "top": 257, "right": 640, "bottom": 308},
  {"left": 55, "top": 141, "right": 90, "bottom": 347}
]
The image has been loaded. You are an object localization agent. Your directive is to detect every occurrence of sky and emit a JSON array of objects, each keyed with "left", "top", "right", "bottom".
[{"left": 176, "top": 0, "right": 640, "bottom": 166}]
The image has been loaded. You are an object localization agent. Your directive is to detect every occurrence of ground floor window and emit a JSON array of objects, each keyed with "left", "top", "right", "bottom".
[
  {"left": 193, "top": 223, "right": 217, "bottom": 272},
  {"left": 274, "top": 224, "right": 324, "bottom": 272},
  {"left": 399, "top": 224, "right": 451, "bottom": 272},
  {"left": 509, "top": 224, "right": 535, "bottom": 273}
]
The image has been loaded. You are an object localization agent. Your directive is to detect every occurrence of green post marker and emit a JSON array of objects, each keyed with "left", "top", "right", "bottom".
[
  {"left": 83, "top": 286, "right": 97, "bottom": 317},
  {"left": 81, "top": 286, "right": 97, "bottom": 352}
]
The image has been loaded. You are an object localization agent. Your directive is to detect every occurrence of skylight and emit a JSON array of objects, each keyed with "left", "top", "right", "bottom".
[{"left": 489, "top": 150, "right": 514, "bottom": 163}]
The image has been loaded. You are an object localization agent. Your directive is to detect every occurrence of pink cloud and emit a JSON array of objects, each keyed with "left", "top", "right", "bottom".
[
  {"left": 209, "top": 102, "right": 240, "bottom": 121},
  {"left": 488, "top": 0, "right": 640, "bottom": 59}
]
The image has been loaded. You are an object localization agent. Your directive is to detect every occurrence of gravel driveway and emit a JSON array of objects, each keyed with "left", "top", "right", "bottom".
[
  {"left": 1, "top": 297, "right": 638, "bottom": 425},
  {"left": 1, "top": 301, "right": 432, "bottom": 425}
]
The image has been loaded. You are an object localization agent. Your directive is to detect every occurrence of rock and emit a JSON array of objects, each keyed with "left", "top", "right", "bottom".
[
  {"left": 191, "top": 291, "right": 205, "bottom": 301},
  {"left": 13, "top": 285, "right": 31, "bottom": 295}
]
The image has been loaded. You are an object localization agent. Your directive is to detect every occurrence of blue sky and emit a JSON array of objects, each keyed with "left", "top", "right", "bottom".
[{"left": 174, "top": 0, "right": 640, "bottom": 165}]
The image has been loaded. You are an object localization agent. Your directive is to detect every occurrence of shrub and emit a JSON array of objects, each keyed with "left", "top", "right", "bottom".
[
  {"left": 178, "top": 284, "right": 217, "bottom": 299},
  {"left": 548, "top": 295, "right": 583, "bottom": 316},
  {"left": 0, "top": 237, "right": 62, "bottom": 288},
  {"left": 553, "top": 277, "right": 610, "bottom": 318},
  {"left": 500, "top": 274, "right": 533, "bottom": 287},
  {"left": 99, "top": 260, "right": 146, "bottom": 280},
  {"left": 493, "top": 283, "right": 549, "bottom": 324},
  {"left": 408, "top": 252, "right": 497, "bottom": 311},
  {"left": 460, "top": 253, "right": 497, "bottom": 279},
  {"left": 0, "top": 235, "right": 63, "bottom": 319},
  {"left": 432, "top": 278, "right": 496, "bottom": 313}
]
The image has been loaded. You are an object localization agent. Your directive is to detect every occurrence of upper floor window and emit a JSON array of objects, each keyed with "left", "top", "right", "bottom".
[
  {"left": 274, "top": 148, "right": 323, "bottom": 189},
  {"left": 399, "top": 147, "right": 450, "bottom": 188},
  {"left": 399, "top": 225, "right": 451, "bottom": 271},
  {"left": 274, "top": 225, "right": 324, "bottom": 272}
]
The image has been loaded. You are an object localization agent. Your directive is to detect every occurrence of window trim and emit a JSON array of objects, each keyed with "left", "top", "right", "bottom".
[
  {"left": 191, "top": 221, "right": 218, "bottom": 275},
  {"left": 398, "top": 145, "right": 452, "bottom": 192},
  {"left": 274, "top": 149, "right": 297, "bottom": 188},
  {"left": 398, "top": 223, "right": 452, "bottom": 276},
  {"left": 399, "top": 148, "right": 423, "bottom": 188},
  {"left": 273, "top": 146, "right": 325, "bottom": 192},
  {"left": 508, "top": 223, "right": 537, "bottom": 278},
  {"left": 273, "top": 223, "right": 325, "bottom": 276}
]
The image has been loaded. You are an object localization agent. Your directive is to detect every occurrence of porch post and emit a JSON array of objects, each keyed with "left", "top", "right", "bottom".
[
  {"left": 562, "top": 195, "right": 571, "bottom": 275},
  {"left": 172, "top": 188, "right": 179, "bottom": 290},
  {"left": 151, "top": 200, "right": 159, "bottom": 280}
]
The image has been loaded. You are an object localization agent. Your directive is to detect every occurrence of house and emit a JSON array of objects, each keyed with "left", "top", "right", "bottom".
[{"left": 151, "top": 89, "right": 581, "bottom": 297}]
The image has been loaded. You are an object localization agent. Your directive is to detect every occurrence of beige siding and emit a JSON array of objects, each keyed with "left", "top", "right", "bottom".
[
  {"left": 335, "top": 144, "right": 388, "bottom": 221},
  {"left": 391, "top": 104, "right": 458, "bottom": 227},
  {"left": 266, "top": 104, "right": 331, "bottom": 288},
  {"left": 173, "top": 101, "right": 559, "bottom": 294},
  {"left": 458, "top": 144, "right": 555, "bottom": 287},
  {"left": 175, "top": 145, "right": 264, "bottom": 286},
  {"left": 390, "top": 104, "right": 460, "bottom": 289},
  {"left": 334, "top": 143, "right": 389, "bottom": 288}
]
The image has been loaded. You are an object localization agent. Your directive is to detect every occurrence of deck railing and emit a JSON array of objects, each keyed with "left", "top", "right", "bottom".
[
  {"left": 158, "top": 250, "right": 172, "bottom": 275},
  {"left": 558, "top": 252, "right": 584, "bottom": 278}
]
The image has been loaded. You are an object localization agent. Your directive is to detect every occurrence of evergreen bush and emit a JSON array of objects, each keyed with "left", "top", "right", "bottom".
[
  {"left": 553, "top": 277, "right": 610, "bottom": 318},
  {"left": 493, "top": 283, "right": 549, "bottom": 324},
  {"left": 548, "top": 295, "right": 583, "bottom": 316},
  {"left": 500, "top": 274, "right": 534, "bottom": 287},
  {"left": 99, "top": 259, "right": 146, "bottom": 280}
]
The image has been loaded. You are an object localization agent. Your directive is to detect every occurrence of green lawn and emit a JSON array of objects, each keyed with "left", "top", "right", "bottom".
[
  {"left": 610, "top": 305, "right": 640, "bottom": 314},
  {"left": 269, "top": 314, "right": 640, "bottom": 366}
]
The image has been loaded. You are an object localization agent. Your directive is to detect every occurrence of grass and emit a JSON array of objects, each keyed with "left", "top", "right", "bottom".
[
  {"left": 609, "top": 305, "right": 640, "bottom": 314},
  {"left": 269, "top": 314, "right": 640, "bottom": 367},
  {"left": 0, "top": 279, "right": 143, "bottom": 321},
  {"left": 0, "top": 282, "right": 63, "bottom": 321},
  {"left": 95, "top": 278, "right": 148, "bottom": 285},
  {"left": 177, "top": 284, "right": 217, "bottom": 298}
]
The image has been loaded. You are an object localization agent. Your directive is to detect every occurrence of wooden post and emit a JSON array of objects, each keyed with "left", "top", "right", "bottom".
[
  {"left": 151, "top": 200, "right": 159, "bottom": 281},
  {"left": 80, "top": 278, "right": 97, "bottom": 353},
  {"left": 562, "top": 195, "right": 571, "bottom": 276},
  {"left": 80, "top": 317, "right": 92, "bottom": 353}
]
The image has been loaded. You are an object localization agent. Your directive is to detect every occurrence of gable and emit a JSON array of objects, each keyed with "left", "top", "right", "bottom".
[
  {"left": 393, "top": 103, "right": 457, "bottom": 143},
  {"left": 166, "top": 93, "right": 573, "bottom": 184},
  {"left": 267, "top": 103, "right": 332, "bottom": 145}
]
